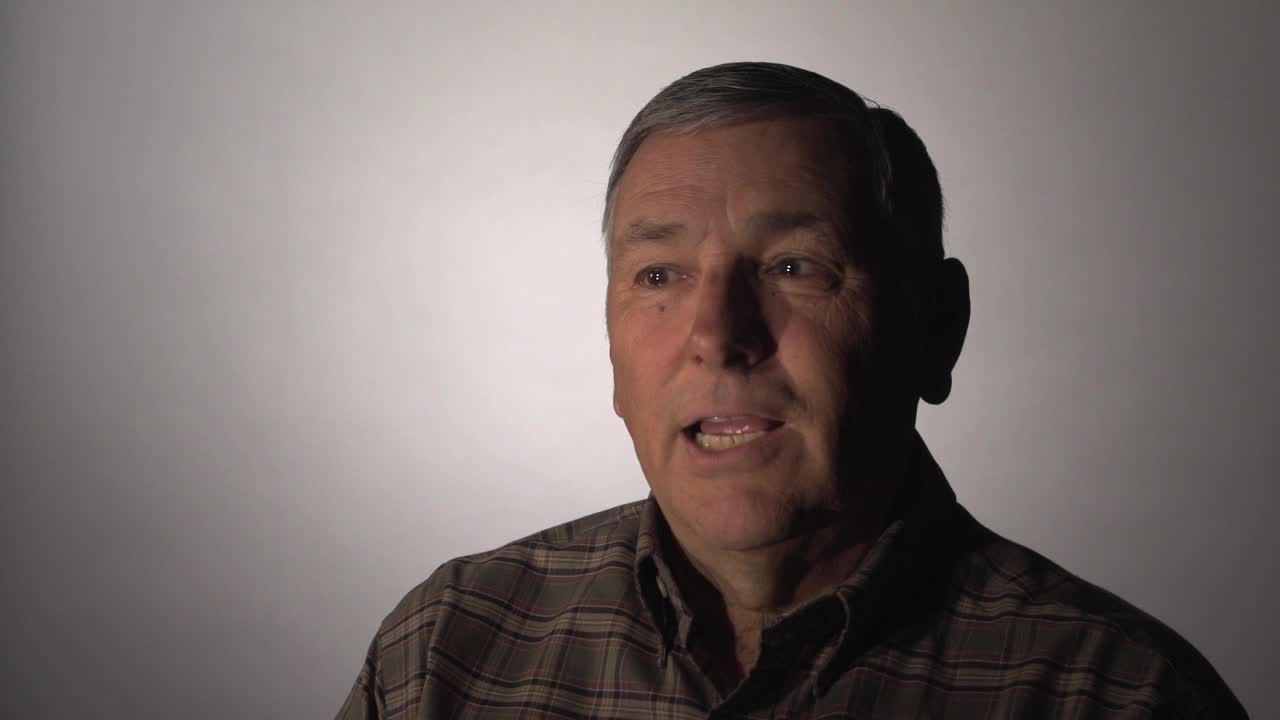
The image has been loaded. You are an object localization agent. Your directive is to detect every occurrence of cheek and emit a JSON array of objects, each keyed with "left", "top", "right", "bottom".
[
  {"left": 608, "top": 301, "right": 684, "bottom": 418},
  {"left": 776, "top": 323, "right": 851, "bottom": 414},
  {"left": 773, "top": 295, "right": 872, "bottom": 423}
]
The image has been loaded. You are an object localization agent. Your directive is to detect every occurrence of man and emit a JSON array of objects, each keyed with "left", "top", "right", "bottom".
[{"left": 338, "top": 62, "right": 1245, "bottom": 718}]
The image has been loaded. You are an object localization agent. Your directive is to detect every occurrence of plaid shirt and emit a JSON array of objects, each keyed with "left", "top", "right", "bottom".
[{"left": 337, "top": 438, "right": 1245, "bottom": 718}]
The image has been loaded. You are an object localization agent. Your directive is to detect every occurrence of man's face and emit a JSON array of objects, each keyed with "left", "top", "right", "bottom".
[{"left": 607, "top": 116, "right": 912, "bottom": 554}]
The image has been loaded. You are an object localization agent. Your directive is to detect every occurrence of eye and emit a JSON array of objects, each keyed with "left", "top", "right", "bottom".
[
  {"left": 770, "top": 257, "right": 811, "bottom": 277},
  {"left": 766, "top": 256, "right": 825, "bottom": 279},
  {"left": 764, "top": 256, "right": 839, "bottom": 290},
  {"left": 636, "top": 265, "right": 682, "bottom": 289}
]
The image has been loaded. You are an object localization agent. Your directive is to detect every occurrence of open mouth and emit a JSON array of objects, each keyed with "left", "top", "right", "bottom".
[{"left": 683, "top": 416, "right": 785, "bottom": 452}]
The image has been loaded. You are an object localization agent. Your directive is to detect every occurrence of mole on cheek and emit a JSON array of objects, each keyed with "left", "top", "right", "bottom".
[{"left": 657, "top": 305, "right": 666, "bottom": 313}]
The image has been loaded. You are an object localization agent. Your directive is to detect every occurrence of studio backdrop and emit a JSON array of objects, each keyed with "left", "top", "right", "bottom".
[{"left": 1, "top": 2, "right": 1275, "bottom": 718}]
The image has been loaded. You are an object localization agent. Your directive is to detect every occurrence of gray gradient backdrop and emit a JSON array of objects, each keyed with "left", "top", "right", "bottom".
[{"left": 2, "top": 2, "right": 1275, "bottom": 718}]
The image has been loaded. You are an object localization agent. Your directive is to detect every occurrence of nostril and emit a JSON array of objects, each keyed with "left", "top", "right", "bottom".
[{"left": 724, "top": 346, "right": 754, "bottom": 369}]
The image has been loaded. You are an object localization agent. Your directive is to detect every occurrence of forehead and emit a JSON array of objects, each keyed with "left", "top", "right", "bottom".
[{"left": 612, "top": 116, "right": 854, "bottom": 231}]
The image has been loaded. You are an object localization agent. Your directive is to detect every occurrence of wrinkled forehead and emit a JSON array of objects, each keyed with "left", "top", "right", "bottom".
[{"left": 610, "top": 117, "right": 865, "bottom": 245}]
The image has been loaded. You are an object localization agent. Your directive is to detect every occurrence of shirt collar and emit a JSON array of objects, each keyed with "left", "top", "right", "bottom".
[{"left": 633, "top": 431, "right": 964, "bottom": 668}]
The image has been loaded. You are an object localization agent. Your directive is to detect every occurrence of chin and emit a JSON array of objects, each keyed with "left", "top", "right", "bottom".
[{"left": 668, "top": 481, "right": 805, "bottom": 552}]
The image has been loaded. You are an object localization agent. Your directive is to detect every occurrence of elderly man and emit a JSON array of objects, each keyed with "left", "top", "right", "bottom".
[{"left": 338, "top": 63, "right": 1245, "bottom": 718}]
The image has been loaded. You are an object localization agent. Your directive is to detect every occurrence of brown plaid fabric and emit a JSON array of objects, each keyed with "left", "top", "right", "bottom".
[{"left": 337, "top": 438, "right": 1246, "bottom": 718}]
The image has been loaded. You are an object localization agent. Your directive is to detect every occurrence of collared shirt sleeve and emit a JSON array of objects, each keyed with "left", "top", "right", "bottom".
[
  {"left": 1149, "top": 649, "right": 1250, "bottom": 719},
  {"left": 335, "top": 635, "right": 385, "bottom": 720}
]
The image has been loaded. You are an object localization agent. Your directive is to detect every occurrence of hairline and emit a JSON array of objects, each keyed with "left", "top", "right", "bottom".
[{"left": 601, "top": 109, "right": 871, "bottom": 264}]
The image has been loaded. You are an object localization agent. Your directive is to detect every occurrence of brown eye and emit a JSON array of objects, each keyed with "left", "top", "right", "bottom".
[
  {"left": 767, "top": 256, "right": 815, "bottom": 278},
  {"left": 637, "top": 266, "right": 679, "bottom": 288},
  {"left": 765, "top": 256, "right": 838, "bottom": 290},
  {"left": 777, "top": 259, "right": 805, "bottom": 276}
]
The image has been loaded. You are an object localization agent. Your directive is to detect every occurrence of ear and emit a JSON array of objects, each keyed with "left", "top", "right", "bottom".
[{"left": 919, "top": 258, "right": 970, "bottom": 405}]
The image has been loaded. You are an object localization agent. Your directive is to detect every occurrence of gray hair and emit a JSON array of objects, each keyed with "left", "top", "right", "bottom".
[{"left": 601, "top": 62, "right": 943, "bottom": 270}]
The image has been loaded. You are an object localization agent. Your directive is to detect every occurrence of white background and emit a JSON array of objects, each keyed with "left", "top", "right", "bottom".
[{"left": 2, "top": 2, "right": 1275, "bottom": 717}]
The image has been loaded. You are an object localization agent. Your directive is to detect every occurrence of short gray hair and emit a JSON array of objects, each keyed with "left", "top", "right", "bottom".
[{"left": 602, "top": 61, "right": 943, "bottom": 270}]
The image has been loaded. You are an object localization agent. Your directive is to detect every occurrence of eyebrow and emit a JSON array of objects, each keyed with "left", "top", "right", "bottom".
[
  {"left": 622, "top": 212, "right": 829, "bottom": 241},
  {"left": 747, "top": 210, "right": 833, "bottom": 236},
  {"left": 612, "top": 210, "right": 838, "bottom": 263},
  {"left": 624, "top": 220, "right": 687, "bottom": 243}
]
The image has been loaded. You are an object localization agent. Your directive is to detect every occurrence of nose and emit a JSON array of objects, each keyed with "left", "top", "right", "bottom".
[{"left": 687, "top": 258, "right": 775, "bottom": 370}]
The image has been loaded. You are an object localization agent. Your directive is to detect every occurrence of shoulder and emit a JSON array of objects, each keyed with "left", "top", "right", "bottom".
[
  {"left": 369, "top": 499, "right": 649, "bottom": 666},
  {"left": 338, "top": 500, "right": 650, "bottom": 718},
  {"left": 379, "top": 498, "right": 647, "bottom": 635},
  {"left": 948, "top": 520, "right": 1246, "bottom": 716}
]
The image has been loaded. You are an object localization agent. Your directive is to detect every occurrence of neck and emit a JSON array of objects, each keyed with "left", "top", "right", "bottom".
[
  {"left": 660, "top": 513, "right": 883, "bottom": 693},
  {"left": 670, "top": 520, "right": 877, "bottom": 617}
]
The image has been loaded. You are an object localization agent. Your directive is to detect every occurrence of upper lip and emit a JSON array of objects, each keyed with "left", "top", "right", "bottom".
[{"left": 678, "top": 409, "right": 786, "bottom": 432}]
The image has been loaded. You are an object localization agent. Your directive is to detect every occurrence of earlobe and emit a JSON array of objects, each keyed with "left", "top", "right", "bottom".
[{"left": 920, "top": 375, "right": 953, "bottom": 405}]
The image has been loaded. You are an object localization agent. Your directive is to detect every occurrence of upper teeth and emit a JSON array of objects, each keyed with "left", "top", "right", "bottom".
[{"left": 696, "top": 430, "right": 766, "bottom": 450}]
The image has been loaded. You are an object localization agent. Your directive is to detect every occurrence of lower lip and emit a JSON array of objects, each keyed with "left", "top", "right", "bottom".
[{"left": 682, "top": 423, "right": 789, "bottom": 468}]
